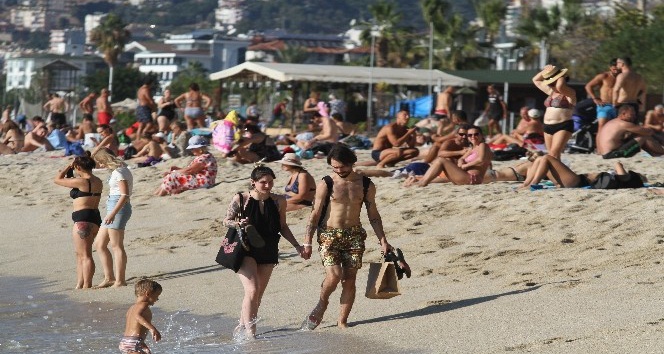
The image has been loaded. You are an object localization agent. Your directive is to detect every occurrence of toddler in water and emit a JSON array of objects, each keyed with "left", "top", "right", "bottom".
[{"left": 119, "top": 279, "right": 162, "bottom": 354}]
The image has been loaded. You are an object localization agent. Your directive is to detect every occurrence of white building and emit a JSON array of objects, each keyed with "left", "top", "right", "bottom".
[
  {"left": 4, "top": 54, "right": 105, "bottom": 92},
  {"left": 49, "top": 29, "right": 86, "bottom": 56},
  {"left": 10, "top": 0, "right": 71, "bottom": 31},
  {"left": 85, "top": 13, "right": 107, "bottom": 44},
  {"left": 126, "top": 30, "right": 249, "bottom": 90}
]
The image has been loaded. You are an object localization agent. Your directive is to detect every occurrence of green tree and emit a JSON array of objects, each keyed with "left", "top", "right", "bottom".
[
  {"left": 360, "top": 0, "right": 403, "bottom": 68},
  {"left": 89, "top": 13, "right": 131, "bottom": 100},
  {"left": 168, "top": 61, "right": 215, "bottom": 96},
  {"left": 82, "top": 66, "right": 146, "bottom": 102}
]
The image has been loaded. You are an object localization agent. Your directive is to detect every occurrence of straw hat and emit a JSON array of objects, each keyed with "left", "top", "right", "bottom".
[
  {"left": 278, "top": 153, "right": 302, "bottom": 167},
  {"left": 542, "top": 66, "right": 569, "bottom": 85}
]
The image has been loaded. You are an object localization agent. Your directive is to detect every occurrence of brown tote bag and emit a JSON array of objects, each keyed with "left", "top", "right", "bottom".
[{"left": 365, "top": 261, "right": 401, "bottom": 299}]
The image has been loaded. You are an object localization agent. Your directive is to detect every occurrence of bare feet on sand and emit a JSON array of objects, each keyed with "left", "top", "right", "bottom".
[
  {"left": 301, "top": 300, "right": 328, "bottom": 330},
  {"left": 94, "top": 279, "right": 117, "bottom": 289}
]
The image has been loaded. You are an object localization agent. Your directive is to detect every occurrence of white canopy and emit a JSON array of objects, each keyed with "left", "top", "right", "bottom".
[{"left": 209, "top": 62, "right": 477, "bottom": 87}]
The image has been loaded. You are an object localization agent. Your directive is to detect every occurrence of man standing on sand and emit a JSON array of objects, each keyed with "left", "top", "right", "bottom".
[
  {"left": 301, "top": 143, "right": 392, "bottom": 330},
  {"left": 585, "top": 58, "right": 621, "bottom": 132},
  {"left": 612, "top": 57, "right": 647, "bottom": 118},
  {"left": 43, "top": 93, "right": 69, "bottom": 128},
  {"left": 484, "top": 84, "right": 507, "bottom": 138},
  {"left": 78, "top": 92, "right": 97, "bottom": 116},
  {"left": 596, "top": 105, "right": 664, "bottom": 158},
  {"left": 136, "top": 78, "right": 157, "bottom": 141},
  {"left": 369, "top": 110, "right": 418, "bottom": 168},
  {"left": 96, "top": 88, "right": 114, "bottom": 126}
]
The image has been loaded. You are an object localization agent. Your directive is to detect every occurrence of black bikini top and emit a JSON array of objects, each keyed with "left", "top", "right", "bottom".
[{"left": 70, "top": 179, "right": 102, "bottom": 199}]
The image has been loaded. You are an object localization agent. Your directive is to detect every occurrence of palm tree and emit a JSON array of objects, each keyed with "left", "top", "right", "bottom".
[
  {"left": 89, "top": 13, "right": 131, "bottom": 101},
  {"left": 276, "top": 44, "right": 309, "bottom": 64},
  {"left": 516, "top": 6, "right": 562, "bottom": 67},
  {"left": 359, "top": 0, "right": 402, "bottom": 68}
]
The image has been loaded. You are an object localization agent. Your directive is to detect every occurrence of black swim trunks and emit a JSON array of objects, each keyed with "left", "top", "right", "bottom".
[
  {"left": 136, "top": 105, "right": 152, "bottom": 123},
  {"left": 371, "top": 150, "right": 382, "bottom": 162}
]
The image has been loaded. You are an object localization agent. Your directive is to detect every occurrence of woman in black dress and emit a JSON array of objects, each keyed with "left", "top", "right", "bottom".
[{"left": 222, "top": 166, "right": 308, "bottom": 339}]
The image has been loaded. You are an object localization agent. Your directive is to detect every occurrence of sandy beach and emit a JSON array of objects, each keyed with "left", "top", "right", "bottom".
[{"left": 2, "top": 149, "right": 664, "bottom": 353}]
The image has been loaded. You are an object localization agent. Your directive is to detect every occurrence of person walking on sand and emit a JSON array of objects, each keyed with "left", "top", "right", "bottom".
[
  {"left": 118, "top": 279, "right": 162, "bottom": 354},
  {"left": 222, "top": 166, "right": 307, "bottom": 339},
  {"left": 78, "top": 92, "right": 97, "bottom": 116},
  {"left": 92, "top": 149, "right": 133, "bottom": 288},
  {"left": 43, "top": 93, "right": 69, "bottom": 128},
  {"left": 53, "top": 154, "right": 103, "bottom": 289},
  {"left": 301, "top": 143, "right": 393, "bottom": 329}
]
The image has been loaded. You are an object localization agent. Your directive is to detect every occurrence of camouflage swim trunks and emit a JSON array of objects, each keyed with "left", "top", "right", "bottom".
[{"left": 317, "top": 225, "right": 367, "bottom": 269}]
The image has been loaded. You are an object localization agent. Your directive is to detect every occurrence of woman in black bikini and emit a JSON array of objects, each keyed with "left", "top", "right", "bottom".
[
  {"left": 222, "top": 166, "right": 307, "bottom": 339},
  {"left": 279, "top": 153, "right": 316, "bottom": 211},
  {"left": 532, "top": 65, "right": 576, "bottom": 159},
  {"left": 54, "top": 153, "right": 103, "bottom": 289},
  {"left": 519, "top": 155, "right": 645, "bottom": 190}
]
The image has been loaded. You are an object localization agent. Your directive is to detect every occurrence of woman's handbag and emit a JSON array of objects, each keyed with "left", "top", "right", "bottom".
[{"left": 215, "top": 193, "right": 248, "bottom": 272}]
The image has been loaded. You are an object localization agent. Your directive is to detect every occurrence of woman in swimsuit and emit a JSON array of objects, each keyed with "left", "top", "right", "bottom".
[
  {"left": 532, "top": 64, "right": 576, "bottom": 160},
  {"left": 53, "top": 153, "right": 103, "bottom": 289},
  {"left": 0, "top": 120, "right": 24, "bottom": 154},
  {"left": 156, "top": 89, "right": 177, "bottom": 133},
  {"left": 92, "top": 149, "right": 134, "bottom": 288},
  {"left": 414, "top": 126, "right": 493, "bottom": 187},
  {"left": 175, "top": 83, "right": 211, "bottom": 130},
  {"left": 222, "top": 166, "right": 306, "bottom": 339},
  {"left": 302, "top": 91, "right": 320, "bottom": 121},
  {"left": 279, "top": 153, "right": 316, "bottom": 211},
  {"left": 519, "top": 156, "right": 645, "bottom": 190}
]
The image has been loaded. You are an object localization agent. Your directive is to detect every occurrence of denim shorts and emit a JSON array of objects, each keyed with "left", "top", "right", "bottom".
[{"left": 105, "top": 195, "right": 132, "bottom": 230}]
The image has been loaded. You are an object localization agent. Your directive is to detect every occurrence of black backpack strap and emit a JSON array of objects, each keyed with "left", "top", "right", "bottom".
[
  {"left": 362, "top": 176, "right": 371, "bottom": 202},
  {"left": 318, "top": 176, "right": 334, "bottom": 228},
  {"left": 237, "top": 192, "right": 245, "bottom": 218}
]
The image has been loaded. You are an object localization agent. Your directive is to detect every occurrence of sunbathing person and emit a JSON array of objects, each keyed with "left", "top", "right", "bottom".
[
  {"left": 0, "top": 120, "right": 25, "bottom": 154},
  {"left": 297, "top": 112, "right": 339, "bottom": 155},
  {"left": 131, "top": 132, "right": 166, "bottom": 167},
  {"left": 519, "top": 155, "right": 645, "bottom": 189},
  {"left": 91, "top": 124, "right": 120, "bottom": 157},
  {"left": 368, "top": 109, "right": 418, "bottom": 168},
  {"left": 154, "top": 136, "right": 217, "bottom": 196},
  {"left": 22, "top": 125, "right": 54, "bottom": 152},
  {"left": 421, "top": 110, "right": 470, "bottom": 163},
  {"left": 488, "top": 108, "right": 544, "bottom": 147},
  {"left": 412, "top": 126, "right": 493, "bottom": 187},
  {"left": 596, "top": 105, "right": 664, "bottom": 158},
  {"left": 279, "top": 153, "right": 316, "bottom": 211},
  {"left": 231, "top": 124, "right": 280, "bottom": 163}
]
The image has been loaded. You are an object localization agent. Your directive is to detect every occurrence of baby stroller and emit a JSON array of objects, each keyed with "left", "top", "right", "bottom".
[{"left": 567, "top": 98, "right": 598, "bottom": 154}]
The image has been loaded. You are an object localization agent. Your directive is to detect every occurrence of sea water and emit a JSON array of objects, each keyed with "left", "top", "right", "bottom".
[{"left": 0, "top": 277, "right": 411, "bottom": 353}]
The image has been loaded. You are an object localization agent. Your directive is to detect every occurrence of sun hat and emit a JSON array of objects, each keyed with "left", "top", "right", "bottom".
[
  {"left": 527, "top": 109, "right": 542, "bottom": 118},
  {"left": 542, "top": 66, "right": 569, "bottom": 85},
  {"left": 278, "top": 153, "right": 302, "bottom": 167},
  {"left": 186, "top": 135, "right": 208, "bottom": 149}
]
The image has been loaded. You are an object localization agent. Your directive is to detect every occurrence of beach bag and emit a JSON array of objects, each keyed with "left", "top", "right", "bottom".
[
  {"left": 365, "top": 261, "right": 401, "bottom": 299},
  {"left": 474, "top": 112, "right": 489, "bottom": 127},
  {"left": 215, "top": 193, "right": 248, "bottom": 272},
  {"left": 64, "top": 141, "right": 85, "bottom": 157}
]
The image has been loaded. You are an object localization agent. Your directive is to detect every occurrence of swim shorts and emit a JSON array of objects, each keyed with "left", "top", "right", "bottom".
[
  {"left": 602, "top": 138, "right": 641, "bottom": 159},
  {"left": 317, "top": 225, "right": 367, "bottom": 269},
  {"left": 371, "top": 149, "right": 382, "bottom": 162},
  {"left": 98, "top": 111, "right": 112, "bottom": 125},
  {"left": 118, "top": 336, "right": 151, "bottom": 354},
  {"left": 434, "top": 109, "right": 448, "bottom": 119},
  {"left": 184, "top": 107, "right": 204, "bottom": 119},
  {"left": 596, "top": 104, "right": 617, "bottom": 120},
  {"left": 136, "top": 105, "right": 152, "bottom": 124},
  {"left": 51, "top": 113, "right": 66, "bottom": 127}
]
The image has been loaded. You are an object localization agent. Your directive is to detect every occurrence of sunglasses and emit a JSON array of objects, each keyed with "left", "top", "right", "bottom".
[
  {"left": 467, "top": 133, "right": 481, "bottom": 137},
  {"left": 458, "top": 132, "right": 467, "bottom": 137}
]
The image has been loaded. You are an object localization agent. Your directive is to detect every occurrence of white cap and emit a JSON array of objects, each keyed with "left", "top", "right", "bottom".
[{"left": 528, "top": 109, "right": 542, "bottom": 118}]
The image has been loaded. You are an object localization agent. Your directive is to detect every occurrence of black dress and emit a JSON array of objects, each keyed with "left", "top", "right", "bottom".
[{"left": 244, "top": 196, "right": 282, "bottom": 264}]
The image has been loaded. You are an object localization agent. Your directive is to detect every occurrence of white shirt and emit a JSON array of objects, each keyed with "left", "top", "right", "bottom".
[{"left": 109, "top": 166, "right": 133, "bottom": 196}]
